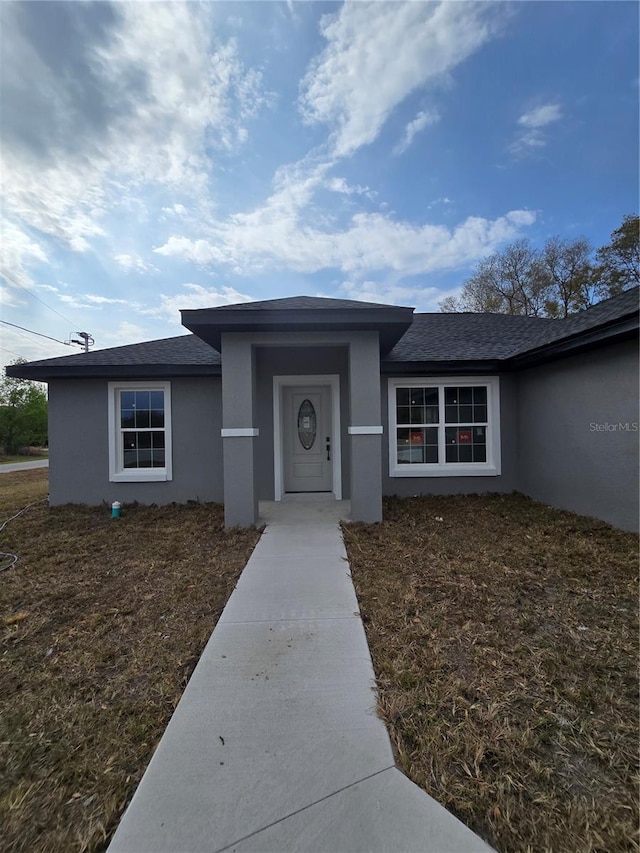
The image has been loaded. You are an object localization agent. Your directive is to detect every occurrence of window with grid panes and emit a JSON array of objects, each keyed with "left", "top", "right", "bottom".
[
  {"left": 389, "top": 378, "right": 500, "bottom": 477},
  {"left": 444, "top": 386, "right": 487, "bottom": 463},
  {"left": 108, "top": 382, "right": 172, "bottom": 482},
  {"left": 120, "top": 389, "right": 166, "bottom": 469}
]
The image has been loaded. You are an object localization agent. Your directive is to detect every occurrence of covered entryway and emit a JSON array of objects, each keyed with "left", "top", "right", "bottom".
[
  {"left": 283, "top": 386, "right": 332, "bottom": 493},
  {"left": 181, "top": 296, "right": 415, "bottom": 526}
]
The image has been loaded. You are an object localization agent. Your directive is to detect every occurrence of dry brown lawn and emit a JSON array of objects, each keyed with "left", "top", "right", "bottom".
[
  {"left": 343, "top": 494, "right": 639, "bottom": 853},
  {"left": 3, "top": 474, "right": 637, "bottom": 853},
  {"left": 0, "top": 469, "right": 260, "bottom": 853}
]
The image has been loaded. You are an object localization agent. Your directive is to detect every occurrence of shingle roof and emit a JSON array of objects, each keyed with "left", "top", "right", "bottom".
[
  {"left": 182, "top": 294, "right": 414, "bottom": 353},
  {"left": 385, "top": 288, "right": 638, "bottom": 363},
  {"left": 537, "top": 286, "right": 638, "bottom": 344},
  {"left": 7, "top": 287, "right": 637, "bottom": 380},
  {"left": 492, "top": 286, "right": 639, "bottom": 363},
  {"left": 211, "top": 295, "right": 406, "bottom": 311},
  {"left": 384, "top": 313, "right": 556, "bottom": 362},
  {"left": 10, "top": 334, "right": 221, "bottom": 375}
]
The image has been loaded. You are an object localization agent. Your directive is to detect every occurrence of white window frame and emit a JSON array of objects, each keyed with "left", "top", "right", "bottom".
[
  {"left": 108, "top": 381, "right": 172, "bottom": 482},
  {"left": 388, "top": 376, "right": 501, "bottom": 477}
]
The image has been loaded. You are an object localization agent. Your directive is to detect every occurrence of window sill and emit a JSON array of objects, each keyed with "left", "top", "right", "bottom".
[
  {"left": 110, "top": 470, "right": 171, "bottom": 483},
  {"left": 391, "top": 465, "right": 499, "bottom": 478}
]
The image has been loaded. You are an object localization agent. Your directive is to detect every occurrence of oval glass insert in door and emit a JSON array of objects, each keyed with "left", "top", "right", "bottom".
[{"left": 297, "top": 399, "right": 317, "bottom": 450}]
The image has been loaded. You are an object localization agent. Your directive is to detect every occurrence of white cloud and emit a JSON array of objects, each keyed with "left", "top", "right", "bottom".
[
  {"left": 91, "top": 7, "right": 269, "bottom": 179},
  {"left": 2, "top": 149, "right": 108, "bottom": 253},
  {"left": 117, "top": 321, "right": 145, "bottom": 338},
  {"left": 1, "top": 3, "right": 270, "bottom": 257},
  {"left": 518, "top": 103, "right": 563, "bottom": 129},
  {"left": 299, "top": 1, "right": 502, "bottom": 157},
  {"left": 325, "top": 177, "right": 375, "bottom": 198},
  {"left": 142, "top": 283, "right": 252, "bottom": 324},
  {"left": 95, "top": 320, "right": 163, "bottom": 350},
  {"left": 57, "top": 294, "right": 99, "bottom": 311},
  {"left": 154, "top": 237, "right": 228, "bottom": 266},
  {"left": 0, "top": 220, "right": 48, "bottom": 288},
  {"left": 0, "top": 284, "right": 24, "bottom": 310},
  {"left": 340, "top": 280, "right": 463, "bottom": 312},
  {"left": 48, "top": 291, "right": 141, "bottom": 316},
  {"left": 155, "top": 205, "right": 536, "bottom": 279},
  {"left": 0, "top": 220, "right": 50, "bottom": 312},
  {"left": 330, "top": 209, "right": 537, "bottom": 276},
  {"left": 427, "top": 197, "right": 453, "bottom": 209},
  {"left": 110, "top": 321, "right": 147, "bottom": 343},
  {"left": 394, "top": 109, "right": 440, "bottom": 155},
  {"left": 510, "top": 101, "right": 563, "bottom": 155},
  {"left": 0, "top": 324, "right": 72, "bottom": 369},
  {"left": 83, "top": 294, "right": 129, "bottom": 305},
  {"left": 161, "top": 204, "right": 188, "bottom": 217},
  {"left": 113, "top": 253, "right": 156, "bottom": 274}
]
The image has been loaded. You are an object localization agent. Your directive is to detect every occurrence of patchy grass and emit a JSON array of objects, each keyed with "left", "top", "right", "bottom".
[
  {"left": 343, "top": 494, "right": 639, "bottom": 853},
  {"left": 0, "top": 469, "right": 260, "bottom": 853}
]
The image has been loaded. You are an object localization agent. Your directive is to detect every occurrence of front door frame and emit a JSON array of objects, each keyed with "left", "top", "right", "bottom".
[{"left": 273, "top": 374, "right": 342, "bottom": 501}]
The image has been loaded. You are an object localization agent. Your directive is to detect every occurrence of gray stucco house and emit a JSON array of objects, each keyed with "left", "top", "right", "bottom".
[{"left": 9, "top": 288, "right": 639, "bottom": 531}]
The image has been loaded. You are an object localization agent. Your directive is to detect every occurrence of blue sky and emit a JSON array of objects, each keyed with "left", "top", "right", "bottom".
[{"left": 1, "top": 0, "right": 638, "bottom": 369}]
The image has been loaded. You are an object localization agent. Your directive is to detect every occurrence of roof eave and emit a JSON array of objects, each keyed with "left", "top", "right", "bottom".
[
  {"left": 181, "top": 306, "right": 414, "bottom": 353},
  {"left": 381, "top": 359, "right": 506, "bottom": 375},
  {"left": 509, "top": 314, "right": 639, "bottom": 368},
  {"left": 6, "top": 363, "right": 222, "bottom": 381}
]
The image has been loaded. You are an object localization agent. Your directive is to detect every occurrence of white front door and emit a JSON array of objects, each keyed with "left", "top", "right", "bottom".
[{"left": 283, "top": 386, "right": 332, "bottom": 492}]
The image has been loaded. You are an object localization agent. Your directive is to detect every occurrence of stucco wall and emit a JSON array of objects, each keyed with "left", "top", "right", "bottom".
[
  {"left": 254, "top": 346, "right": 350, "bottom": 500},
  {"left": 46, "top": 339, "right": 638, "bottom": 529},
  {"left": 380, "top": 373, "right": 520, "bottom": 496},
  {"left": 517, "top": 339, "right": 639, "bottom": 532},
  {"left": 48, "top": 377, "right": 223, "bottom": 505}
]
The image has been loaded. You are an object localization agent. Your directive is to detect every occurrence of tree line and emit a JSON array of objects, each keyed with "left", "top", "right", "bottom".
[
  {"left": 0, "top": 360, "right": 47, "bottom": 456},
  {"left": 440, "top": 214, "right": 639, "bottom": 317}
]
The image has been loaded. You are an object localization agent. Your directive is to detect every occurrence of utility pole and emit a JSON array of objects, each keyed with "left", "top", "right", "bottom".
[{"left": 70, "top": 332, "right": 94, "bottom": 352}]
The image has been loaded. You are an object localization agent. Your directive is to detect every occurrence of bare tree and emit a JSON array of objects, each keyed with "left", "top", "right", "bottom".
[
  {"left": 442, "top": 239, "right": 552, "bottom": 316},
  {"left": 595, "top": 214, "right": 640, "bottom": 296},
  {"left": 439, "top": 215, "right": 637, "bottom": 317},
  {"left": 542, "top": 236, "right": 595, "bottom": 317},
  {"left": 439, "top": 295, "right": 462, "bottom": 313},
  {"left": 501, "top": 240, "right": 552, "bottom": 316}
]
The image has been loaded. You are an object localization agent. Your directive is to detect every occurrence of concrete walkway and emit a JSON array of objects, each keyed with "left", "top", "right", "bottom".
[
  {"left": 0, "top": 459, "right": 48, "bottom": 473},
  {"left": 108, "top": 495, "right": 491, "bottom": 853}
]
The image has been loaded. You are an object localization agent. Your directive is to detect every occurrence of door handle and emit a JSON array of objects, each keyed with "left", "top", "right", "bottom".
[{"left": 326, "top": 437, "right": 331, "bottom": 461}]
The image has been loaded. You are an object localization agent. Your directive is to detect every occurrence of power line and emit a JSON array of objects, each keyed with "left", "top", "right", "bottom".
[
  {"left": 1, "top": 322, "right": 64, "bottom": 352},
  {"left": 2, "top": 324, "right": 41, "bottom": 348},
  {"left": 1, "top": 319, "right": 71, "bottom": 347},
  {"left": 0, "top": 345, "right": 25, "bottom": 359},
  {"left": 0, "top": 268, "right": 80, "bottom": 328}
]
